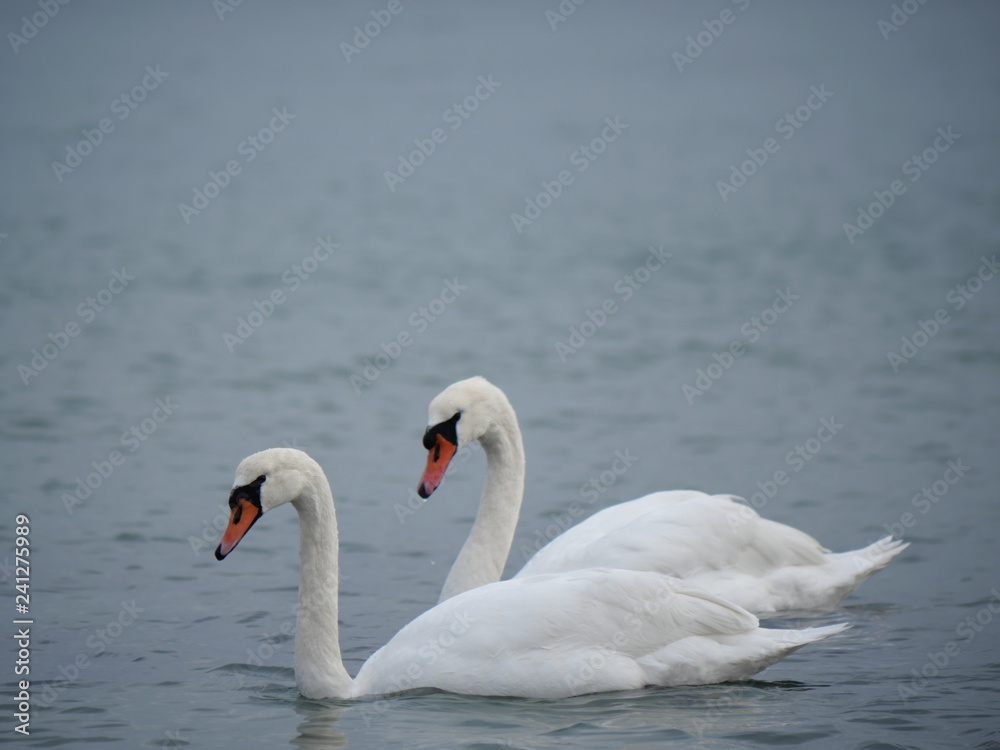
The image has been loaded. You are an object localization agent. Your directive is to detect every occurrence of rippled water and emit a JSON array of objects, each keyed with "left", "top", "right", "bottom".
[{"left": 1, "top": 2, "right": 999, "bottom": 748}]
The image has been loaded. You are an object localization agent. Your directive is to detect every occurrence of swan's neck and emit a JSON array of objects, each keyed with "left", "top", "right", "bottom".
[
  {"left": 291, "top": 476, "right": 354, "bottom": 699},
  {"left": 439, "top": 410, "right": 525, "bottom": 602}
]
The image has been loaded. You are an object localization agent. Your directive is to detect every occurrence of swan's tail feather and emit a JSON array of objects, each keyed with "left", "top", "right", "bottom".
[
  {"left": 661, "top": 622, "right": 851, "bottom": 684},
  {"left": 835, "top": 535, "right": 909, "bottom": 579},
  {"left": 753, "top": 622, "right": 850, "bottom": 667},
  {"left": 802, "top": 536, "right": 909, "bottom": 608},
  {"left": 776, "top": 622, "right": 850, "bottom": 649}
]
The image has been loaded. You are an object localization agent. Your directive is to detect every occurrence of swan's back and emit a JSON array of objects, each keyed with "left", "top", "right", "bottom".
[{"left": 352, "top": 568, "right": 841, "bottom": 699}]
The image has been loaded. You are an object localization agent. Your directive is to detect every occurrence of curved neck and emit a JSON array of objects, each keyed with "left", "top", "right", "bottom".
[
  {"left": 439, "top": 408, "right": 525, "bottom": 602},
  {"left": 291, "top": 473, "right": 354, "bottom": 699}
]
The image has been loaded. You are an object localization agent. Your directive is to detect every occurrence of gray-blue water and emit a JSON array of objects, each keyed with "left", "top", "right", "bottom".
[{"left": 1, "top": 2, "right": 999, "bottom": 748}]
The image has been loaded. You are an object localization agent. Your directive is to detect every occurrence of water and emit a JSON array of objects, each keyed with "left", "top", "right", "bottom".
[{"left": 1, "top": 1, "right": 998, "bottom": 747}]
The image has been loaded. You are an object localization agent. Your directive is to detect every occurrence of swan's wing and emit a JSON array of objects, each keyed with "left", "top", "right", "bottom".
[
  {"left": 518, "top": 493, "right": 824, "bottom": 575},
  {"left": 513, "top": 491, "right": 711, "bottom": 573},
  {"left": 515, "top": 493, "right": 841, "bottom": 611},
  {"left": 353, "top": 569, "right": 838, "bottom": 699}
]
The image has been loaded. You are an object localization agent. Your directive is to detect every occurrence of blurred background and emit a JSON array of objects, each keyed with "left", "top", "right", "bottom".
[{"left": 1, "top": 1, "right": 998, "bottom": 747}]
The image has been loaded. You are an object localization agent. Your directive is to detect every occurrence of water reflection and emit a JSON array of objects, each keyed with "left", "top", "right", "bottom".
[{"left": 292, "top": 699, "right": 349, "bottom": 749}]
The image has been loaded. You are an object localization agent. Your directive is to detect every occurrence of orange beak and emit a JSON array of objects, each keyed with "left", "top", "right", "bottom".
[
  {"left": 215, "top": 498, "right": 263, "bottom": 560},
  {"left": 417, "top": 434, "right": 458, "bottom": 498}
]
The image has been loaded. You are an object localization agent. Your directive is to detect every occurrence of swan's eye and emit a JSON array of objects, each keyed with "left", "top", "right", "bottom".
[
  {"left": 228, "top": 475, "right": 267, "bottom": 510},
  {"left": 423, "top": 412, "right": 461, "bottom": 450}
]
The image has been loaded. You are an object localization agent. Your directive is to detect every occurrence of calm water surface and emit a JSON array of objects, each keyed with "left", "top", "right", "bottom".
[{"left": 1, "top": 2, "right": 998, "bottom": 748}]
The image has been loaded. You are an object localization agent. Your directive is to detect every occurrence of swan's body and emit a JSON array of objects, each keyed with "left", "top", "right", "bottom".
[
  {"left": 417, "top": 377, "right": 908, "bottom": 612},
  {"left": 515, "top": 491, "right": 906, "bottom": 613},
  {"left": 215, "top": 448, "right": 846, "bottom": 700},
  {"left": 357, "top": 569, "right": 846, "bottom": 699}
]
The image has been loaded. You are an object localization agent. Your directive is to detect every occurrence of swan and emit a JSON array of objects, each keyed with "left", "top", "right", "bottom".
[
  {"left": 215, "top": 447, "right": 847, "bottom": 700},
  {"left": 416, "top": 377, "right": 908, "bottom": 611}
]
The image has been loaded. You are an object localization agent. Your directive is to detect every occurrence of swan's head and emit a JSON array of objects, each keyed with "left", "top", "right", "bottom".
[
  {"left": 417, "top": 376, "right": 513, "bottom": 498},
  {"left": 215, "top": 448, "right": 321, "bottom": 560}
]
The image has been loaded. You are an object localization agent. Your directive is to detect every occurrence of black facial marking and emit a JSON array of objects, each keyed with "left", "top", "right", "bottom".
[
  {"left": 423, "top": 413, "right": 460, "bottom": 450},
  {"left": 228, "top": 474, "right": 265, "bottom": 511}
]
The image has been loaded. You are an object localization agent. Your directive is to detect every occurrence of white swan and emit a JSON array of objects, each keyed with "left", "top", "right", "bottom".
[
  {"left": 215, "top": 448, "right": 847, "bottom": 700},
  {"left": 417, "top": 377, "right": 908, "bottom": 612}
]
